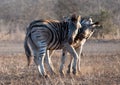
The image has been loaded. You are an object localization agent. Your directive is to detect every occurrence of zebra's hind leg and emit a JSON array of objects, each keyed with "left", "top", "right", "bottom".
[
  {"left": 34, "top": 55, "right": 47, "bottom": 77},
  {"left": 59, "top": 50, "right": 67, "bottom": 76},
  {"left": 67, "top": 56, "right": 73, "bottom": 74},
  {"left": 44, "top": 50, "right": 57, "bottom": 75},
  {"left": 34, "top": 43, "right": 48, "bottom": 77}
]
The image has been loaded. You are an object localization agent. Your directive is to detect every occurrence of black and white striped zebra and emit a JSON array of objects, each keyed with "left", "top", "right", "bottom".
[
  {"left": 45, "top": 17, "right": 101, "bottom": 75},
  {"left": 24, "top": 14, "right": 82, "bottom": 77},
  {"left": 59, "top": 17, "right": 101, "bottom": 75}
]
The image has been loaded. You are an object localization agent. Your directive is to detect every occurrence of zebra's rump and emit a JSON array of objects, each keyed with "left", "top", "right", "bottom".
[{"left": 29, "top": 21, "right": 68, "bottom": 50}]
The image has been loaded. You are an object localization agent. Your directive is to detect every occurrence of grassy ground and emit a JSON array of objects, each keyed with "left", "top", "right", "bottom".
[{"left": 0, "top": 39, "right": 120, "bottom": 85}]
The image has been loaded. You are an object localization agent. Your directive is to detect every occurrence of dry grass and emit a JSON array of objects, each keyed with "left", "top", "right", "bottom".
[
  {"left": 0, "top": 54, "right": 120, "bottom": 85},
  {"left": 0, "top": 40, "right": 120, "bottom": 85}
]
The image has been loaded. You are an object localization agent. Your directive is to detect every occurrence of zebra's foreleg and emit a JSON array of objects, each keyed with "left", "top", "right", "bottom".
[
  {"left": 67, "top": 56, "right": 73, "bottom": 74},
  {"left": 64, "top": 43, "right": 78, "bottom": 75},
  {"left": 76, "top": 45, "right": 83, "bottom": 73},
  {"left": 59, "top": 49, "right": 67, "bottom": 76}
]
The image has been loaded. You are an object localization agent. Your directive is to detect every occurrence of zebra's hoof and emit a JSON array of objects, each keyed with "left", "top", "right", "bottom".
[
  {"left": 72, "top": 70, "right": 77, "bottom": 75},
  {"left": 67, "top": 70, "right": 70, "bottom": 74},
  {"left": 44, "top": 74, "right": 50, "bottom": 79},
  {"left": 51, "top": 72, "right": 57, "bottom": 76},
  {"left": 72, "top": 71, "right": 79, "bottom": 76},
  {"left": 60, "top": 71, "right": 65, "bottom": 77}
]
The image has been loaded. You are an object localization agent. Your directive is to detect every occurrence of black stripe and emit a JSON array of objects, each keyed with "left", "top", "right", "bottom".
[
  {"left": 28, "top": 20, "right": 45, "bottom": 32},
  {"left": 47, "top": 22, "right": 56, "bottom": 29},
  {"left": 29, "top": 33, "right": 38, "bottom": 49},
  {"left": 49, "top": 28, "right": 58, "bottom": 49},
  {"left": 47, "top": 22, "right": 60, "bottom": 49},
  {"left": 29, "top": 20, "right": 45, "bottom": 26}
]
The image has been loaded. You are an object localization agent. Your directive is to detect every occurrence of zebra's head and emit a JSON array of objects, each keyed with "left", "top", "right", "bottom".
[
  {"left": 78, "top": 17, "right": 101, "bottom": 39},
  {"left": 67, "top": 14, "right": 82, "bottom": 44}
]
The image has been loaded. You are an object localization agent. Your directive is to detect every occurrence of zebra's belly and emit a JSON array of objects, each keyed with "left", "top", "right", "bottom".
[{"left": 47, "top": 42, "right": 63, "bottom": 50}]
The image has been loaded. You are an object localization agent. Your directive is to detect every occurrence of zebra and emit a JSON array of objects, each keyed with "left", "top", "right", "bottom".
[
  {"left": 24, "top": 14, "right": 82, "bottom": 77},
  {"left": 45, "top": 17, "right": 101, "bottom": 75},
  {"left": 60, "top": 17, "right": 101, "bottom": 75}
]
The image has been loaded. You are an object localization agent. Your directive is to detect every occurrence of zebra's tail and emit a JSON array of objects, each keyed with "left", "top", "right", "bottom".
[{"left": 24, "top": 34, "right": 32, "bottom": 66}]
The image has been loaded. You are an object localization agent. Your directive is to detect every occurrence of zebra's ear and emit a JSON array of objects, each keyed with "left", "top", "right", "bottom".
[
  {"left": 71, "top": 13, "right": 77, "bottom": 22},
  {"left": 77, "top": 15, "right": 81, "bottom": 22},
  {"left": 71, "top": 14, "right": 81, "bottom": 22}
]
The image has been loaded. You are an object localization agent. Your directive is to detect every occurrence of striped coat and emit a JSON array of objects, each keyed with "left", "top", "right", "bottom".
[
  {"left": 24, "top": 14, "right": 81, "bottom": 77},
  {"left": 60, "top": 17, "right": 101, "bottom": 74}
]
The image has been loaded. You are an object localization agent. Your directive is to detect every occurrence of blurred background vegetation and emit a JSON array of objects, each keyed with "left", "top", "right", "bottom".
[{"left": 0, "top": 0, "right": 120, "bottom": 40}]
